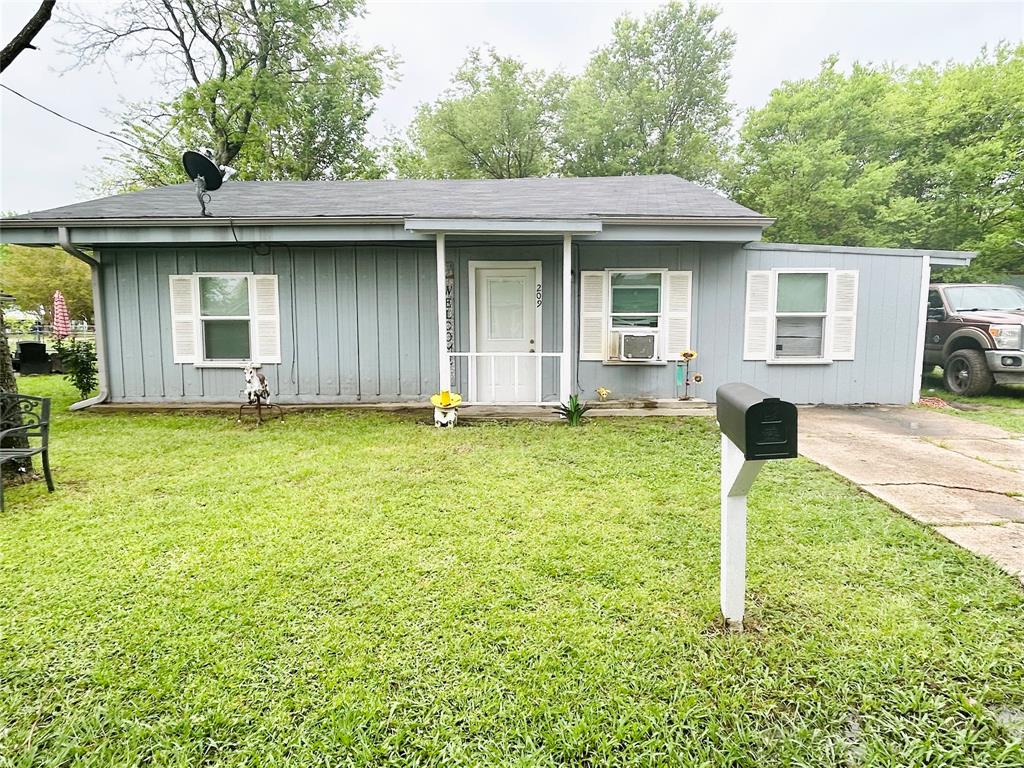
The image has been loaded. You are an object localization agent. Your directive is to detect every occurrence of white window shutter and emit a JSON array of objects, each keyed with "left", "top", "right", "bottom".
[
  {"left": 664, "top": 271, "right": 692, "bottom": 360},
  {"left": 579, "top": 271, "right": 608, "bottom": 361},
  {"left": 252, "top": 275, "right": 281, "bottom": 364},
  {"left": 169, "top": 275, "right": 197, "bottom": 364},
  {"left": 830, "top": 270, "right": 859, "bottom": 360},
  {"left": 743, "top": 271, "right": 773, "bottom": 361}
]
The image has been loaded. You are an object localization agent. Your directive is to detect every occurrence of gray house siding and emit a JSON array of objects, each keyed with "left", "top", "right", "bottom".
[
  {"left": 98, "top": 239, "right": 924, "bottom": 406},
  {"left": 574, "top": 242, "right": 701, "bottom": 399},
  {"left": 99, "top": 245, "right": 439, "bottom": 403},
  {"left": 695, "top": 244, "right": 923, "bottom": 405},
  {"left": 572, "top": 242, "right": 924, "bottom": 405}
]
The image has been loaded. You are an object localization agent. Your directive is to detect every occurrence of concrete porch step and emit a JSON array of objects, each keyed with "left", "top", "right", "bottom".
[
  {"left": 457, "top": 400, "right": 714, "bottom": 422},
  {"left": 589, "top": 398, "right": 710, "bottom": 410}
]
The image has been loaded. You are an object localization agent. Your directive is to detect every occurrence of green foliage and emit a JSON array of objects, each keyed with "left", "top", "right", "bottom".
[
  {"left": 0, "top": 244, "right": 92, "bottom": 321},
  {"left": 53, "top": 338, "right": 97, "bottom": 399},
  {"left": 392, "top": 48, "right": 561, "bottom": 179},
  {"left": 554, "top": 394, "right": 592, "bottom": 426},
  {"left": 3, "top": 375, "right": 1023, "bottom": 765},
  {"left": 730, "top": 45, "right": 1024, "bottom": 279},
  {"left": 68, "top": 0, "right": 394, "bottom": 191},
  {"left": 555, "top": 1, "right": 735, "bottom": 182},
  {"left": 921, "top": 367, "right": 1024, "bottom": 434},
  {"left": 392, "top": 2, "right": 735, "bottom": 183}
]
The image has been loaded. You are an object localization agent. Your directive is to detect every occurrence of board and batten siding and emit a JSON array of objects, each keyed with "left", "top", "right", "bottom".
[
  {"left": 573, "top": 242, "right": 923, "bottom": 405},
  {"left": 98, "top": 245, "right": 438, "bottom": 402},
  {"left": 97, "top": 240, "right": 923, "bottom": 406},
  {"left": 696, "top": 243, "right": 923, "bottom": 404},
  {"left": 574, "top": 242, "right": 700, "bottom": 399}
]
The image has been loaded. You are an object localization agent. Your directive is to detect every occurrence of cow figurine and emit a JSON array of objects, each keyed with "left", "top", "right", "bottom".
[
  {"left": 243, "top": 362, "right": 270, "bottom": 405},
  {"left": 238, "top": 362, "right": 283, "bottom": 424}
]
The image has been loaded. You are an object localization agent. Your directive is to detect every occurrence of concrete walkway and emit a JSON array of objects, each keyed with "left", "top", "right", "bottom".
[{"left": 799, "top": 406, "right": 1024, "bottom": 585}]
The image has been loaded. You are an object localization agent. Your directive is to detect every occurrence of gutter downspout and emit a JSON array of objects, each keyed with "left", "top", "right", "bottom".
[{"left": 58, "top": 226, "right": 109, "bottom": 410}]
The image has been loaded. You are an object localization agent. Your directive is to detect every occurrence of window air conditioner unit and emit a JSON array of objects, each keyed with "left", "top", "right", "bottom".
[{"left": 620, "top": 332, "right": 658, "bottom": 361}]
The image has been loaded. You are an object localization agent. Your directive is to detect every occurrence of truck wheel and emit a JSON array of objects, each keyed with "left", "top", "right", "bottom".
[{"left": 943, "top": 349, "right": 994, "bottom": 396}]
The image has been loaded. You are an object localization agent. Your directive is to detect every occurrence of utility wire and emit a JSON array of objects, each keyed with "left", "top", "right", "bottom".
[{"left": 0, "top": 82, "right": 174, "bottom": 162}]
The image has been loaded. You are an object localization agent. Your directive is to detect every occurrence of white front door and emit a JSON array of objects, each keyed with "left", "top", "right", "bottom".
[{"left": 472, "top": 264, "right": 540, "bottom": 403}]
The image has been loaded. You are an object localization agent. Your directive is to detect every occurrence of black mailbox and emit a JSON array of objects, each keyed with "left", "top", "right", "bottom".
[{"left": 716, "top": 383, "right": 798, "bottom": 460}]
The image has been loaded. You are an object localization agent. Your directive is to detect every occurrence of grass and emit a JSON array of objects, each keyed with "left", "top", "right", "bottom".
[
  {"left": 2, "top": 376, "right": 1023, "bottom": 767},
  {"left": 921, "top": 367, "right": 1024, "bottom": 434}
]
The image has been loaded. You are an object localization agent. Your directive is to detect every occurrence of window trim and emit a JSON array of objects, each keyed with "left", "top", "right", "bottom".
[
  {"left": 193, "top": 271, "right": 260, "bottom": 368},
  {"left": 766, "top": 268, "right": 834, "bottom": 365},
  {"left": 605, "top": 268, "right": 669, "bottom": 365}
]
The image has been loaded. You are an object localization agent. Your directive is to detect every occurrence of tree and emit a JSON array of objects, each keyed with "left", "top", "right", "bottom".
[
  {"left": 392, "top": 49, "right": 561, "bottom": 179},
  {"left": 65, "top": 0, "right": 393, "bottom": 189},
  {"left": 1, "top": 0, "right": 56, "bottom": 72},
  {"left": 555, "top": 1, "right": 735, "bottom": 183},
  {"left": 1, "top": 0, "right": 58, "bottom": 479},
  {"left": 0, "top": 245, "right": 93, "bottom": 323},
  {"left": 729, "top": 45, "right": 1024, "bottom": 279}
]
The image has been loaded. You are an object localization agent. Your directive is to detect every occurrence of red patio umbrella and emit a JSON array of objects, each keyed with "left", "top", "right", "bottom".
[{"left": 52, "top": 290, "right": 71, "bottom": 339}]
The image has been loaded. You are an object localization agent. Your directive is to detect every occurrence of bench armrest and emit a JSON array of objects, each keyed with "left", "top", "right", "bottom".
[{"left": 0, "top": 423, "right": 48, "bottom": 442}]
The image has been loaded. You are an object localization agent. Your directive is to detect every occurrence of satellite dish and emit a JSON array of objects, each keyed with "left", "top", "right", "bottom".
[{"left": 182, "top": 149, "right": 224, "bottom": 216}]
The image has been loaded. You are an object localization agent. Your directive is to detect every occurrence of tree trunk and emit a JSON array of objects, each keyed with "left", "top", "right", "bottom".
[{"left": 0, "top": 315, "right": 31, "bottom": 481}]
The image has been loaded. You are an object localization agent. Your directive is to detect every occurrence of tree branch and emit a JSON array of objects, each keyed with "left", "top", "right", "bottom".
[{"left": 1, "top": 0, "right": 56, "bottom": 72}]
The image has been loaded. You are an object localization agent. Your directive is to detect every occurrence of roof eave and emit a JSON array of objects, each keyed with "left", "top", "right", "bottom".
[{"left": 1, "top": 214, "right": 773, "bottom": 229}]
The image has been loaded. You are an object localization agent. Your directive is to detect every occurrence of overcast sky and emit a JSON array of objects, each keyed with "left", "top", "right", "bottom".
[{"left": 1, "top": 0, "right": 1021, "bottom": 214}]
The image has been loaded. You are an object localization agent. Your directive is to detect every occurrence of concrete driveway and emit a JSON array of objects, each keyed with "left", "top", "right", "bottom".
[{"left": 798, "top": 406, "right": 1024, "bottom": 585}]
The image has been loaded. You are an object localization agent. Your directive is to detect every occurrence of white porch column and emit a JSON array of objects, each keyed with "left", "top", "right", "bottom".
[
  {"left": 560, "top": 233, "right": 572, "bottom": 404},
  {"left": 436, "top": 233, "right": 450, "bottom": 392}
]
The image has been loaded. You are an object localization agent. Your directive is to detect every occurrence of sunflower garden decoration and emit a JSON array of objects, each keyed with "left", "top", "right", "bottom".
[
  {"left": 676, "top": 350, "right": 703, "bottom": 400},
  {"left": 431, "top": 390, "right": 462, "bottom": 427}
]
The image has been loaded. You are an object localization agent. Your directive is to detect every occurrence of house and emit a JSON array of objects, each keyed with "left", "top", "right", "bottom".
[{"left": 0, "top": 175, "right": 973, "bottom": 409}]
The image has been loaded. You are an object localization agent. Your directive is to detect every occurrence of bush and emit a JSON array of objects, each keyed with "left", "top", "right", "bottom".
[{"left": 54, "top": 338, "right": 98, "bottom": 399}]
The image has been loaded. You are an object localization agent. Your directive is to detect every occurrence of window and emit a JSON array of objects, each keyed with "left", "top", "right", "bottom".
[
  {"left": 942, "top": 284, "right": 1024, "bottom": 313},
  {"left": 199, "top": 275, "right": 251, "bottom": 361},
  {"left": 169, "top": 273, "right": 281, "bottom": 366},
  {"left": 744, "top": 269, "right": 858, "bottom": 363},
  {"left": 774, "top": 272, "right": 828, "bottom": 359},
  {"left": 927, "top": 289, "right": 945, "bottom": 319},
  {"left": 578, "top": 270, "right": 692, "bottom": 363},
  {"left": 610, "top": 272, "right": 662, "bottom": 329}
]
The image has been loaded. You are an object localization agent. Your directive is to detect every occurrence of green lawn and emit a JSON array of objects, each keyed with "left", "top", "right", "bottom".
[
  {"left": 2, "top": 377, "right": 1023, "bottom": 767},
  {"left": 921, "top": 367, "right": 1024, "bottom": 434}
]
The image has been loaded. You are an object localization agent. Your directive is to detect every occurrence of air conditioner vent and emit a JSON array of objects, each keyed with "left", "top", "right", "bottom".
[{"left": 621, "top": 332, "right": 657, "bottom": 361}]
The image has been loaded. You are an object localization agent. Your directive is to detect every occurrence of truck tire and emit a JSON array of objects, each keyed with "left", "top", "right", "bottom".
[{"left": 943, "top": 349, "right": 994, "bottom": 396}]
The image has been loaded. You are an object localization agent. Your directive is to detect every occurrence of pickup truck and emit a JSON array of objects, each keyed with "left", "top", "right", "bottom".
[{"left": 925, "top": 283, "right": 1024, "bottom": 396}]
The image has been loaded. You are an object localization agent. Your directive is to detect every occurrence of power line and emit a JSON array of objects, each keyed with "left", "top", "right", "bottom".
[{"left": 0, "top": 82, "right": 174, "bottom": 162}]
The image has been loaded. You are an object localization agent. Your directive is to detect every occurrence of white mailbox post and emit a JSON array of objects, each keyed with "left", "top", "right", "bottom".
[{"left": 716, "top": 383, "right": 798, "bottom": 631}]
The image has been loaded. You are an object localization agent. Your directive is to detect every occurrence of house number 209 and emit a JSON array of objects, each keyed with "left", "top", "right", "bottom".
[{"left": 536, "top": 284, "right": 543, "bottom": 307}]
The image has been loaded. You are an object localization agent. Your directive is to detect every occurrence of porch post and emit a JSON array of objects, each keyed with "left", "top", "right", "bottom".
[
  {"left": 436, "top": 233, "right": 450, "bottom": 392},
  {"left": 560, "top": 233, "right": 572, "bottom": 404}
]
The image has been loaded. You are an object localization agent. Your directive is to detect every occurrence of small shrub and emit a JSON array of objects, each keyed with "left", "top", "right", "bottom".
[
  {"left": 555, "top": 394, "right": 592, "bottom": 426},
  {"left": 54, "top": 338, "right": 98, "bottom": 399}
]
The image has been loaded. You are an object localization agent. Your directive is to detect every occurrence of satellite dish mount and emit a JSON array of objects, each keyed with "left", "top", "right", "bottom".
[{"left": 182, "top": 149, "right": 225, "bottom": 217}]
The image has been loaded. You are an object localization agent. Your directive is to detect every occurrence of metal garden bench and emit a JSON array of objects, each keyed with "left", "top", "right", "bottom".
[{"left": 0, "top": 393, "right": 54, "bottom": 512}]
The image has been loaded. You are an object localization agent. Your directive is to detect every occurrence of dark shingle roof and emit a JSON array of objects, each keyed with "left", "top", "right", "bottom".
[{"left": 6, "top": 175, "right": 766, "bottom": 223}]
